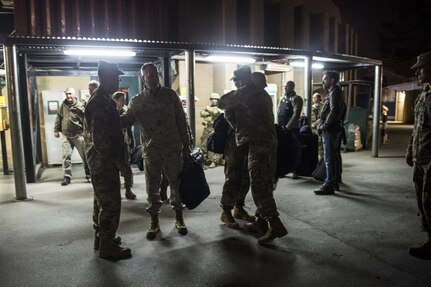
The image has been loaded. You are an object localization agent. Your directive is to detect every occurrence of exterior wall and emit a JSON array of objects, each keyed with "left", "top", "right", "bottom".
[{"left": 13, "top": 0, "right": 353, "bottom": 55}]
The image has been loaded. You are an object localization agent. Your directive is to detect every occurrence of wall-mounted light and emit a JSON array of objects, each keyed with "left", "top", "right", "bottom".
[
  {"left": 205, "top": 55, "right": 256, "bottom": 64},
  {"left": 64, "top": 49, "right": 136, "bottom": 57},
  {"left": 289, "top": 61, "right": 324, "bottom": 70}
]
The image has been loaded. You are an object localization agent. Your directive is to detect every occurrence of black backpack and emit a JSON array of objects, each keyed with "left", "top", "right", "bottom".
[{"left": 207, "top": 113, "right": 230, "bottom": 154}]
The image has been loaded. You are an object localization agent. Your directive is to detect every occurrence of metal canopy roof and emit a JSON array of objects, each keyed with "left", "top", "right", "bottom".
[{"left": 0, "top": 35, "right": 382, "bottom": 74}]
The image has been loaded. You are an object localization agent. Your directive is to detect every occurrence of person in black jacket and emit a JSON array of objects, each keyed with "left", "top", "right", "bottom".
[{"left": 314, "top": 70, "right": 345, "bottom": 195}]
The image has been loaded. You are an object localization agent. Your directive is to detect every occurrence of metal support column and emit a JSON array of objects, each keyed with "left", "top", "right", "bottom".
[
  {"left": 304, "top": 56, "right": 313, "bottom": 125},
  {"left": 372, "top": 65, "right": 382, "bottom": 157},
  {"left": 163, "top": 55, "right": 171, "bottom": 88},
  {"left": 18, "top": 53, "right": 36, "bottom": 183},
  {"left": 1, "top": 131, "right": 9, "bottom": 174},
  {"left": 185, "top": 50, "right": 196, "bottom": 145},
  {"left": 4, "top": 45, "right": 27, "bottom": 199}
]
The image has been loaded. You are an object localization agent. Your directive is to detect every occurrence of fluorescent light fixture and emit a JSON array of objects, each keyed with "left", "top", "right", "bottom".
[
  {"left": 312, "top": 63, "right": 324, "bottom": 69},
  {"left": 289, "top": 61, "right": 324, "bottom": 70},
  {"left": 205, "top": 55, "right": 255, "bottom": 64},
  {"left": 265, "top": 64, "right": 291, "bottom": 72},
  {"left": 64, "top": 49, "right": 136, "bottom": 57}
]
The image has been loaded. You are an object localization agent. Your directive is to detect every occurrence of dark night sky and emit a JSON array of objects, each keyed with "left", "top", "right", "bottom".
[
  {"left": 333, "top": 0, "right": 398, "bottom": 59},
  {"left": 333, "top": 0, "right": 431, "bottom": 77}
]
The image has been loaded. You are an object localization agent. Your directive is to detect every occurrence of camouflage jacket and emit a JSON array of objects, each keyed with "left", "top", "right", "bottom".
[
  {"left": 54, "top": 98, "right": 85, "bottom": 137},
  {"left": 84, "top": 87, "right": 124, "bottom": 165},
  {"left": 407, "top": 84, "right": 431, "bottom": 165},
  {"left": 217, "top": 84, "right": 276, "bottom": 147},
  {"left": 200, "top": 105, "right": 222, "bottom": 128},
  {"left": 121, "top": 86, "right": 190, "bottom": 154}
]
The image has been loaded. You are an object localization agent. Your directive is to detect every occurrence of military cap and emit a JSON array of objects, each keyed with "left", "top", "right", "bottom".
[
  {"left": 98, "top": 60, "right": 124, "bottom": 75},
  {"left": 231, "top": 65, "right": 252, "bottom": 81},
  {"left": 411, "top": 51, "right": 431, "bottom": 69}
]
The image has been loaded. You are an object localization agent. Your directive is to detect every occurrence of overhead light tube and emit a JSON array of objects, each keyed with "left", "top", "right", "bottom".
[
  {"left": 290, "top": 61, "right": 324, "bottom": 70},
  {"left": 205, "top": 55, "right": 256, "bottom": 64},
  {"left": 64, "top": 49, "right": 136, "bottom": 57}
]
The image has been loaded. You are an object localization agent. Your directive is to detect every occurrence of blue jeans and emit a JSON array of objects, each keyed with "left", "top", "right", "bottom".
[{"left": 322, "top": 130, "right": 342, "bottom": 188}]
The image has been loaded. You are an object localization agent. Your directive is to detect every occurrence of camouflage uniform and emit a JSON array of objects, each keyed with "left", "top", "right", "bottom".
[
  {"left": 200, "top": 105, "right": 223, "bottom": 166},
  {"left": 54, "top": 98, "right": 88, "bottom": 178},
  {"left": 407, "top": 83, "right": 431, "bottom": 234},
  {"left": 84, "top": 87, "right": 124, "bottom": 241},
  {"left": 218, "top": 85, "right": 279, "bottom": 220},
  {"left": 220, "top": 131, "right": 250, "bottom": 210},
  {"left": 312, "top": 102, "right": 324, "bottom": 158},
  {"left": 121, "top": 86, "right": 190, "bottom": 215},
  {"left": 118, "top": 106, "right": 134, "bottom": 190}
]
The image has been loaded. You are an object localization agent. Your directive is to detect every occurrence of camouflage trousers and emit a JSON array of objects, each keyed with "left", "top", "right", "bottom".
[
  {"left": 220, "top": 134, "right": 250, "bottom": 210},
  {"left": 90, "top": 158, "right": 121, "bottom": 240},
  {"left": 62, "top": 135, "right": 88, "bottom": 178},
  {"left": 144, "top": 147, "right": 184, "bottom": 215},
  {"left": 243, "top": 140, "right": 279, "bottom": 220},
  {"left": 121, "top": 143, "right": 133, "bottom": 189},
  {"left": 201, "top": 127, "right": 223, "bottom": 165},
  {"left": 413, "top": 163, "right": 431, "bottom": 234}
]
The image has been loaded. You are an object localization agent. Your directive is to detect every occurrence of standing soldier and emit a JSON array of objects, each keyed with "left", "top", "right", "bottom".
[
  {"left": 121, "top": 63, "right": 190, "bottom": 240},
  {"left": 84, "top": 61, "right": 131, "bottom": 260},
  {"left": 200, "top": 93, "right": 223, "bottom": 168},
  {"left": 112, "top": 91, "right": 137, "bottom": 200},
  {"left": 406, "top": 51, "right": 431, "bottom": 260},
  {"left": 54, "top": 87, "right": 90, "bottom": 185},
  {"left": 277, "top": 81, "right": 303, "bottom": 179},
  {"left": 218, "top": 65, "right": 287, "bottom": 244}
]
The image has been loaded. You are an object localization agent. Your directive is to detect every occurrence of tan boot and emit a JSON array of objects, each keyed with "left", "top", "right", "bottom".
[
  {"left": 233, "top": 206, "right": 256, "bottom": 222},
  {"left": 257, "top": 217, "right": 288, "bottom": 245},
  {"left": 99, "top": 239, "right": 131, "bottom": 260},
  {"left": 146, "top": 214, "right": 160, "bottom": 240},
  {"left": 220, "top": 210, "right": 240, "bottom": 229},
  {"left": 242, "top": 216, "right": 268, "bottom": 235},
  {"left": 175, "top": 210, "right": 188, "bottom": 235}
]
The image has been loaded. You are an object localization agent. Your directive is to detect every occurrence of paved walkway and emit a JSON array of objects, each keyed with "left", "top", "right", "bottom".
[{"left": 0, "top": 124, "right": 430, "bottom": 287}]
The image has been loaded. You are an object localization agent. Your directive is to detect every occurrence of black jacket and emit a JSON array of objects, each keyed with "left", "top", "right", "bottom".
[{"left": 318, "top": 85, "right": 344, "bottom": 133}]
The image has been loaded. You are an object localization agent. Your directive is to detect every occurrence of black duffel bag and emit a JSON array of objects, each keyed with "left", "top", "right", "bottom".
[
  {"left": 312, "top": 158, "right": 326, "bottom": 182},
  {"left": 179, "top": 151, "right": 211, "bottom": 210}
]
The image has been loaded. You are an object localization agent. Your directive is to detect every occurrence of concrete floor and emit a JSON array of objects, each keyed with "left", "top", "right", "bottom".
[{"left": 0, "top": 124, "right": 430, "bottom": 287}]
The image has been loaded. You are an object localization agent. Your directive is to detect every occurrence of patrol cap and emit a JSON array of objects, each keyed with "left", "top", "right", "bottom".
[
  {"left": 411, "top": 51, "right": 431, "bottom": 69},
  {"left": 98, "top": 60, "right": 124, "bottom": 75},
  {"left": 210, "top": 93, "right": 220, "bottom": 100},
  {"left": 231, "top": 65, "right": 252, "bottom": 81}
]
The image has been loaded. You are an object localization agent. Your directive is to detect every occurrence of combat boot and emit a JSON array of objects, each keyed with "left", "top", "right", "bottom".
[
  {"left": 146, "top": 214, "right": 160, "bottom": 240},
  {"left": 409, "top": 240, "right": 431, "bottom": 260},
  {"left": 233, "top": 206, "right": 256, "bottom": 222},
  {"left": 257, "top": 217, "right": 288, "bottom": 245},
  {"left": 94, "top": 232, "right": 122, "bottom": 250},
  {"left": 242, "top": 216, "right": 268, "bottom": 235},
  {"left": 125, "top": 188, "right": 137, "bottom": 200},
  {"left": 175, "top": 210, "right": 188, "bottom": 235},
  {"left": 99, "top": 239, "right": 131, "bottom": 260},
  {"left": 220, "top": 210, "right": 240, "bottom": 229}
]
